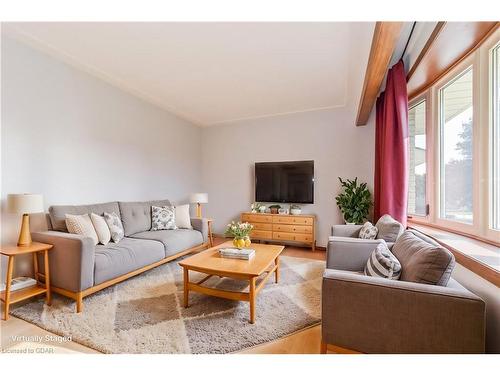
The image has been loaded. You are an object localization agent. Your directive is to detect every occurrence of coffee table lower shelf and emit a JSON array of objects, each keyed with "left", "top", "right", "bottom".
[{"left": 181, "top": 259, "right": 280, "bottom": 324}]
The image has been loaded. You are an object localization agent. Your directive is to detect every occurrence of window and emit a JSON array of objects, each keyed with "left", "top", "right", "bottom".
[
  {"left": 439, "top": 67, "right": 474, "bottom": 224},
  {"left": 408, "top": 100, "right": 427, "bottom": 216},
  {"left": 407, "top": 29, "right": 500, "bottom": 245},
  {"left": 492, "top": 43, "right": 500, "bottom": 230}
]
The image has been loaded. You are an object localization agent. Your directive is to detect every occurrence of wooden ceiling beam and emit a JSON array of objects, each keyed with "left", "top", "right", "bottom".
[{"left": 356, "top": 22, "right": 404, "bottom": 126}]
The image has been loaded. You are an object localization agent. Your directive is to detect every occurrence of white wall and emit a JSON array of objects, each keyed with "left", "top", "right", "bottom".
[
  {"left": 1, "top": 35, "right": 202, "bottom": 275},
  {"left": 201, "top": 108, "right": 375, "bottom": 246}
]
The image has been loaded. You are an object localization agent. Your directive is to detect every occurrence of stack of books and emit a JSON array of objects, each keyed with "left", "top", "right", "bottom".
[
  {"left": 0, "top": 277, "right": 36, "bottom": 292},
  {"left": 219, "top": 247, "right": 255, "bottom": 260}
]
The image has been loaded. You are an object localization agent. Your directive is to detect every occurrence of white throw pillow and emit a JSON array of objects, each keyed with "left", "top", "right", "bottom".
[
  {"left": 90, "top": 213, "right": 111, "bottom": 245},
  {"left": 65, "top": 214, "right": 99, "bottom": 245},
  {"left": 175, "top": 204, "right": 192, "bottom": 229}
]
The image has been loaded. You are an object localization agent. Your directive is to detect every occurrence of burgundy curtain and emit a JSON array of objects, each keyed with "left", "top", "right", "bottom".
[{"left": 374, "top": 60, "right": 409, "bottom": 227}]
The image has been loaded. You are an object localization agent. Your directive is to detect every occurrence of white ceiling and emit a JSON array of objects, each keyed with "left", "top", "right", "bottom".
[{"left": 4, "top": 22, "right": 375, "bottom": 126}]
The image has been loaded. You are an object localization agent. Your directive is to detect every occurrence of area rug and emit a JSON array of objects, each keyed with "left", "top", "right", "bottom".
[{"left": 10, "top": 255, "right": 324, "bottom": 354}]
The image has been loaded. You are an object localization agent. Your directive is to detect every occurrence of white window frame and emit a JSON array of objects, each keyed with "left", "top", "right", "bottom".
[
  {"left": 408, "top": 27, "right": 500, "bottom": 245},
  {"left": 482, "top": 30, "right": 500, "bottom": 242},
  {"left": 434, "top": 60, "right": 477, "bottom": 235},
  {"left": 407, "top": 92, "right": 431, "bottom": 223}
]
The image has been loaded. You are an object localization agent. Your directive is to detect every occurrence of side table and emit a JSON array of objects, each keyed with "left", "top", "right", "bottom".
[{"left": 0, "top": 242, "right": 53, "bottom": 320}]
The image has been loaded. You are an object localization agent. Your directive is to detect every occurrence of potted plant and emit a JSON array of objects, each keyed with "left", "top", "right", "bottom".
[
  {"left": 250, "top": 202, "right": 263, "bottom": 213},
  {"left": 268, "top": 204, "right": 281, "bottom": 214},
  {"left": 335, "top": 177, "right": 372, "bottom": 224},
  {"left": 224, "top": 221, "right": 253, "bottom": 248},
  {"left": 290, "top": 204, "right": 302, "bottom": 215}
]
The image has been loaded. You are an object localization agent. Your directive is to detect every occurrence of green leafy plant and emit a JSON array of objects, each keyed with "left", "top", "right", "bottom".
[
  {"left": 268, "top": 204, "right": 281, "bottom": 209},
  {"left": 335, "top": 177, "right": 372, "bottom": 224}
]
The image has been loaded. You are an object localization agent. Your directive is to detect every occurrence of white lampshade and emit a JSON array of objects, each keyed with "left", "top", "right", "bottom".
[
  {"left": 7, "top": 194, "right": 44, "bottom": 214},
  {"left": 190, "top": 193, "right": 208, "bottom": 204}
]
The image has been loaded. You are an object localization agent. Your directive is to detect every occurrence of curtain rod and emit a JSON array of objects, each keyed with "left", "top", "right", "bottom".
[{"left": 400, "top": 22, "right": 417, "bottom": 61}]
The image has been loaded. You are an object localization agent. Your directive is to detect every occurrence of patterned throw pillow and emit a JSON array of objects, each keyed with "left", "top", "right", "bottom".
[
  {"left": 103, "top": 212, "right": 125, "bottom": 243},
  {"left": 359, "top": 221, "right": 378, "bottom": 239},
  {"left": 65, "top": 214, "right": 99, "bottom": 246},
  {"left": 151, "top": 205, "right": 177, "bottom": 231},
  {"left": 364, "top": 242, "right": 402, "bottom": 280}
]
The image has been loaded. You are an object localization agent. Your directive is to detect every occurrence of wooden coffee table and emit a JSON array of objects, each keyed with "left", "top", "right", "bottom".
[{"left": 178, "top": 241, "right": 284, "bottom": 324}]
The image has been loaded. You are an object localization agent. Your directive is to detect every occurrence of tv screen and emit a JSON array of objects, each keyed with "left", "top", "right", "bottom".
[{"left": 255, "top": 160, "right": 314, "bottom": 204}]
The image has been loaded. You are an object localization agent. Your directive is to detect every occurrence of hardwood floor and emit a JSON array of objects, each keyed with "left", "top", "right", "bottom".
[{"left": 1, "top": 237, "right": 326, "bottom": 354}]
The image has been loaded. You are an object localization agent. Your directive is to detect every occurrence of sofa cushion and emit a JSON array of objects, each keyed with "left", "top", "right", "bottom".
[
  {"left": 65, "top": 214, "right": 99, "bottom": 245},
  {"left": 131, "top": 229, "right": 203, "bottom": 257},
  {"left": 175, "top": 204, "right": 193, "bottom": 229},
  {"left": 364, "top": 242, "right": 401, "bottom": 280},
  {"left": 392, "top": 231, "right": 455, "bottom": 286},
  {"left": 49, "top": 201, "right": 120, "bottom": 232},
  {"left": 94, "top": 238, "right": 165, "bottom": 285},
  {"left": 375, "top": 214, "right": 404, "bottom": 243},
  {"left": 103, "top": 212, "right": 125, "bottom": 243},
  {"left": 118, "top": 200, "right": 171, "bottom": 236},
  {"left": 151, "top": 205, "right": 177, "bottom": 231},
  {"left": 90, "top": 213, "right": 111, "bottom": 245},
  {"left": 359, "top": 221, "right": 378, "bottom": 239}
]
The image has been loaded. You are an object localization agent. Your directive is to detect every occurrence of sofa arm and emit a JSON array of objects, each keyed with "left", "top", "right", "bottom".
[
  {"left": 322, "top": 269, "right": 486, "bottom": 353},
  {"left": 190, "top": 217, "right": 209, "bottom": 243},
  {"left": 326, "top": 236, "right": 384, "bottom": 271},
  {"left": 32, "top": 231, "right": 96, "bottom": 292},
  {"left": 331, "top": 224, "right": 363, "bottom": 237}
]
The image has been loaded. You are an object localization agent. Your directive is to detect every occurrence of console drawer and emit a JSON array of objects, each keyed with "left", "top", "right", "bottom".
[
  {"left": 293, "top": 233, "right": 313, "bottom": 243},
  {"left": 273, "top": 224, "right": 312, "bottom": 234},
  {"left": 251, "top": 223, "right": 272, "bottom": 231},
  {"left": 273, "top": 232, "right": 314, "bottom": 242},
  {"left": 241, "top": 213, "right": 273, "bottom": 223},
  {"left": 251, "top": 230, "right": 273, "bottom": 239},
  {"left": 272, "top": 216, "right": 314, "bottom": 225},
  {"left": 273, "top": 232, "right": 295, "bottom": 241}
]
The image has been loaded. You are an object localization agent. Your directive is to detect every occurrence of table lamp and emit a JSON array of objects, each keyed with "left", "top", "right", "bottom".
[
  {"left": 7, "top": 193, "right": 44, "bottom": 247},
  {"left": 190, "top": 193, "right": 208, "bottom": 218}
]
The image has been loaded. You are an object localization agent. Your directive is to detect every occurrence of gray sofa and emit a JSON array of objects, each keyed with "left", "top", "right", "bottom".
[
  {"left": 32, "top": 200, "right": 209, "bottom": 312},
  {"left": 322, "top": 225, "right": 486, "bottom": 353}
]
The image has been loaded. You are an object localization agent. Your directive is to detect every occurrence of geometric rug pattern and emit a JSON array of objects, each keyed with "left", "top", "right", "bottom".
[{"left": 10, "top": 255, "right": 324, "bottom": 353}]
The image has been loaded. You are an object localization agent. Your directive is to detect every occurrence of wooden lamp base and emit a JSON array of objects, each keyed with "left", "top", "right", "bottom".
[
  {"left": 17, "top": 213, "right": 32, "bottom": 247},
  {"left": 196, "top": 203, "right": 202, "bottom": 218}
]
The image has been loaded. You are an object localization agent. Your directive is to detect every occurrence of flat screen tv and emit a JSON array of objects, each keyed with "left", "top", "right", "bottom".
[{"left": 255, "top": 160, "right": 314, "bottom": 204}]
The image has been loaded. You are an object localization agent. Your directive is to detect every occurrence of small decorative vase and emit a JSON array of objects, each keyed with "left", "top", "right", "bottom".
[{"left": 233, "top": 236, "right": 251, "bottom": 249}]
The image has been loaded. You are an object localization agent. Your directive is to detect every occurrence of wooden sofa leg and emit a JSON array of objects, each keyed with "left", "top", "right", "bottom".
[
  {"left": 320, "top": 340, "right": 327, "bottom": 354},
  {"left": 76, "top": 293, "right": 83, "bottom": 313}
]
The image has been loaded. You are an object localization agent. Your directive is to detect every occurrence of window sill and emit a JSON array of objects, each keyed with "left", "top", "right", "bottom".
[{"left": 408, "top": 222, "right": 500, "bottom": 287}]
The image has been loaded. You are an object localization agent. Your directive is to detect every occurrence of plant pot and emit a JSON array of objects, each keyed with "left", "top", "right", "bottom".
[
  {"left": 290, "top": 208, "right": 302, "bottom": 215},
  {"left": 270, "top": 208, "right": 279, "bottom": 214}
]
